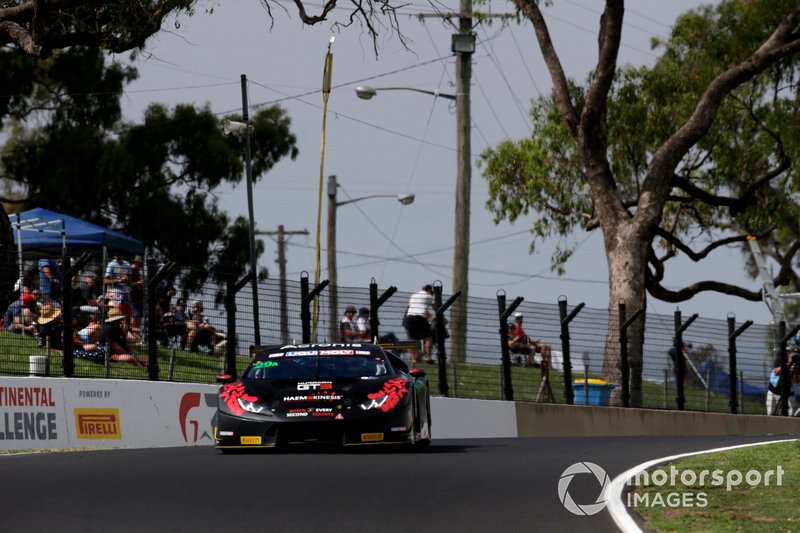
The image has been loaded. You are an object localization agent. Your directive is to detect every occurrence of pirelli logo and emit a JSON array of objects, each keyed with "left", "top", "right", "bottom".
[
  {"left": 240, "top": 436, "right": 262, "bottom": 445},
  {"left": 74, "top": 408, "right": 122, "bottom": 440},
  {"left": 361, "top": 432, "right": 384, "bottom": 442}
]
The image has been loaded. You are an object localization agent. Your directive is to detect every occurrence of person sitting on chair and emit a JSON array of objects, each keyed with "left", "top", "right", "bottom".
[{"left": 508, "top": 312, "right": 551, "bottom": 367}]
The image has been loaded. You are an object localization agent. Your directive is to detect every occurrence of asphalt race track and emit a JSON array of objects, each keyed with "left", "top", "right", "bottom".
[{"left": 0, "top": 434, "right": 790, "bottom": 532}]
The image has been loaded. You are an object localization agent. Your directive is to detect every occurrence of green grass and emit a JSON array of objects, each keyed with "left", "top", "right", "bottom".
[{"left": 632, "top": 441, "right": 800, "bottom": 532}]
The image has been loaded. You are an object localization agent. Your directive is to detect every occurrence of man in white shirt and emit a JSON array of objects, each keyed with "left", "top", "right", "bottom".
[{"left": 404, "top": 284, "right": 435, "bottom": 363}]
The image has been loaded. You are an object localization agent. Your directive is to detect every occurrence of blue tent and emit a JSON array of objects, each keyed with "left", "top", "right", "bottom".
[{"left": 9, "top": 207, "right": 143, "bottom": 255}]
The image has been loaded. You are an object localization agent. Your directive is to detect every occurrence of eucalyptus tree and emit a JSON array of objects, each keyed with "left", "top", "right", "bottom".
[{"left": 481, "top": 0, "right": 800, "bottom": 405}]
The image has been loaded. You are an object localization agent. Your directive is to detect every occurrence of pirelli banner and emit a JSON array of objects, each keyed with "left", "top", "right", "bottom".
[{"left": 0, "top": 377, "right": 218, "bottom": 451}]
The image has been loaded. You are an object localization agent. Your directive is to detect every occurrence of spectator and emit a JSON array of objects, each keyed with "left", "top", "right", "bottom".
[
  {"left": 404, "top": 284, "right": 435, "bottom": 364},
  {"left": 14, "top": 266, "right": 38, "bottom": 297},
  {"left": 129, "top": 255, "right": 145, "bottom": 335},
  {"left": 339, "top": 305, "right": 358, "bottom": 342},
  {"left": 355, "top": 307, "right": 372, "bottom": 341},
  {"left": 104, "top": 254, "right": 132, "bottom": 318},
  {"left": 101, "top": 308, "right": 146, "bottom": 367},
  {"left": 38, "top": 257, "right": 63, "bottom": 303},
  {"left": 72, "top": 321, "right": 105, "bottom": 364},
  {"left": 162, "top": 298, "right": 190, "bottom": 349},
  {"left": 668, "top": 340, "right": 692, "bottom": 384},
  {"left": 766, "top": 347, "right": 800, "bottom": 416},
  {"left": 509, "top": 312, "right": 551, "bottom": 367},
  {"left": 71, "top": 269, "right": 101, "bottom": 329},
  {"left": 36, "top": 304, "right": 63, "bottom": 349},
  {"left": 4, "top": 293, "right": 38, "bottom": 334},
  {"left": 188, "top": 300, "right": 225, "bottom": 353},
  {"left": 156, "top": 277, "right": 176, "bottom": 315}
]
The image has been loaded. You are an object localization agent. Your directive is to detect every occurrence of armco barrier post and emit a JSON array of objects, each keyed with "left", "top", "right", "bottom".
[
  {"left": 558, "top": 297, "right": 584, "bottom": 405},
  {"left": 727, "top": 315, "right": 752, "bottom": 414},
  {"left": 497, "top": 291, "right": 523, "bottom": 401},
  {"left": 225, "top": 272, "right": 254, "bottom": 380}
]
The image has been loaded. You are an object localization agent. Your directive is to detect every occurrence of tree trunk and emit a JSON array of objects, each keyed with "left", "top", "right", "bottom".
[{"left": 601, "top": 220, "right": 648, "bottom": 407}]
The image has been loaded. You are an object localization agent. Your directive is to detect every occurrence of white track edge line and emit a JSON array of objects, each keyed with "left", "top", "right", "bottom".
[{"left": 603, "top": 437, "right": 799, "bottom": 533}]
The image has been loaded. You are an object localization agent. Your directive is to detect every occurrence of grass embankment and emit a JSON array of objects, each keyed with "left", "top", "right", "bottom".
[
  {"left": 0, "top": 330, "right": 765, "bottom": 413},
  {"left": 633, "top": 441, "right": 800, "bottom": 532}
]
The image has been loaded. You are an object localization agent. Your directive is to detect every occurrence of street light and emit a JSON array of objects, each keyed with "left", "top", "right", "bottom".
[
  {"left": 223, "top": 74, "right": 261, "bottom": 344},
  {"left": 354, "top": 80, "right": 471, "bottom": 363},
  {"left": 327, "top": 174, "right": 414, "bottom": 341}
]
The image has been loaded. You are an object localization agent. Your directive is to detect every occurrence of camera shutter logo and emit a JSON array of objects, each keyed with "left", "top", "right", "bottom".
[{"left": 558, "top": 462, "right": 610, "bottom": 516}]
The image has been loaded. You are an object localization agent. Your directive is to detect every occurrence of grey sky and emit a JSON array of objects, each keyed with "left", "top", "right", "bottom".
[{"left": 118, "top": 0, "right": 771, "bottom": 323}]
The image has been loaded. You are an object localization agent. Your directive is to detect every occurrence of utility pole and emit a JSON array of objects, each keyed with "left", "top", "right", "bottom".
[
  {"left": 416, "top": 7, "right": 511, "bottom": 362},
  {"left": 257, "top": 225, "right": 309, "bottom": 343}
]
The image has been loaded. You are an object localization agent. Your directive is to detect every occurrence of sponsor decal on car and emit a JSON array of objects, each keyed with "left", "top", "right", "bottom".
[
  {"left": 297, "top": 381, "right": 333, "bottom": 391},
  {"left": 220, "top": 383, "right": 261, "bottom": 416},
  {"left": 219, "top": 430, "right": 234, "bottom": 437},
  {"left": 318, "top": 349, "right": 355, "bottom": 355},
  {"left": 253, "top": 361, "right": 279, "bottom": 369},
  {"left": 361, "top": 378, "right": 409, "bottom": 412},
  {"left": 361, "top": 432, "right": 384, "bottom": 442},
  {"left": 286, "top": 350, "right": 318, "bottom": 357},
  {"left": 286, "top": 412, "right": 308, "bottom": 417},
  {"left": 240, "top": 436, "right": 262, "bottom": 445},
  {"left": 390, "top": 426, "right": 409, "bottom": 433},
  {"left": 283, "top": 394, "right": 343, "bottom": 402}
]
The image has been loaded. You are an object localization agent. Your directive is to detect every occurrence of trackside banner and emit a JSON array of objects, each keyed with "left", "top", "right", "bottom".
[{"left": 0, "top": 377, "right": 218, "bottom": 450}]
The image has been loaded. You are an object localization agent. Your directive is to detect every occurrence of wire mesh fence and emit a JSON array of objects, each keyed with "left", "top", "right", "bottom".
[{"left": 0, "top": 250, "right": 782, "bottom": 416}]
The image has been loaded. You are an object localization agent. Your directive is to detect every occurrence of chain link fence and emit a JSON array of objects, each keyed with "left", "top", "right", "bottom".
[{"left": 0, "top": 250, "right": 780, "bottom": 415}]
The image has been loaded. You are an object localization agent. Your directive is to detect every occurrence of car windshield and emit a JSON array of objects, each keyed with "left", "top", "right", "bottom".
[{"left": 244, "top": 352, "right": 389, "bottom": 381}]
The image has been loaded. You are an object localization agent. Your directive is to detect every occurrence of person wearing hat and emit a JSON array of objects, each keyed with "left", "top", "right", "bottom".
[
  {"left": 101, "top": 308, "right": 146, "bottom": 367},
  {"left": 129, "top": 255, "right": 145, "bottom": 335},
  {"left": 509, "top": 312, "right": 551, "bottom": 367},
  {"left": 4, "top": 293, "right": 38, "bottom": 334},
  {"left": 36, "top": 304, "right": 63, "bottom": 349},
  {"left": 339, "top": 305, "right": 358, "bottom": 342},
  {"left": 355, "top": 307, "right": 372, "bottom": 341}
]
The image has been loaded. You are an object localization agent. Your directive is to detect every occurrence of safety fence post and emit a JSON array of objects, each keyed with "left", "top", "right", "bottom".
[
  {"left": 223, "top": 272, "right": 255, "bottom": 380},
  {"left": 300, "top": 271, "right": 329, "bottom": 344},
  {"left": 673, "top": 310, "right": 698, "bottom": 411},
  {"left": 433, "top": 282, "right": 460, "bottom": 397},
  {"left": 558, "top": 297, "right": 584, "bottom": 405},
  {"left": 369, "top": 278, "right": 397, "bottom": 342},
  {"left": 497, "top": 291, "right": 523, "bottom": 401},
  {"left": 726, "top": 315, "right": 752, "bottom": 414},
  {"left": 146, "top": 261, "right": 178, "bottom": 381},
  {"left": 61, "top": 252, "right": 91, "bottom": 378},
  {"left": 618, "top": 300, "right": 643, "bottom": 408}
]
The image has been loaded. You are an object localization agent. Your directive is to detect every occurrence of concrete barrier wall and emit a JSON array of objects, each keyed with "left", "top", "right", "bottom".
[
  {"left": 1, "top": 376, "right": 797, "bottom": 451},
  {"left": 0, "top": 377, "right": 217, "bottom": 450},
  {"left": 514, "top": 402, "right": 800, "bottom": 437}
]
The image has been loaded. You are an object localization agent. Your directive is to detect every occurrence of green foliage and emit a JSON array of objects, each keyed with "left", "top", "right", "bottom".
[
  {"left": 0, "top": 46, "right": 298, "bottom": 290},
  {"left": 481, "top": 0, "right": 800, "bottom": 294}
]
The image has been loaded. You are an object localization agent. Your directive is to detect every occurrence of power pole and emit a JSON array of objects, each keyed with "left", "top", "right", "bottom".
[
  {"left": 257, "top": 225, "right": 309, "bottom": 343},
  {"left": 416, "top": 8, "right": 511, "bottom": 362}
]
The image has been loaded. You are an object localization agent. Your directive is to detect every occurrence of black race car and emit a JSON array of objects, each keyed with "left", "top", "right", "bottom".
[{"left": 214, "top": 342, "right": 431, "bottom": 451}]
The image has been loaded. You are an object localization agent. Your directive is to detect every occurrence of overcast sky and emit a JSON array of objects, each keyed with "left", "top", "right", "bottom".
[{"left": 117, "top": 0, "right": 773, "bottom": 324}]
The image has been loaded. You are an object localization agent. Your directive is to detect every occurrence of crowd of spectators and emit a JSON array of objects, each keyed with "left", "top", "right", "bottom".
[{"left": 0, "top": 253, "right": 227, "bottom": 368}]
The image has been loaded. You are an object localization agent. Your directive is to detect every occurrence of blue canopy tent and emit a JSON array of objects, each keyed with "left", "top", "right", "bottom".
[{"left": 9, "top": 208, "right": 143, "bottom": 280}]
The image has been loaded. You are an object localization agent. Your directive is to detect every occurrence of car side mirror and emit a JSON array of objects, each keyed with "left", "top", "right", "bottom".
[
  {"left": 409, "top": 368, "right": 426, "bottom": 378},
  {"left": 216, "top": 373, "right": 234, "bottom": 384}
]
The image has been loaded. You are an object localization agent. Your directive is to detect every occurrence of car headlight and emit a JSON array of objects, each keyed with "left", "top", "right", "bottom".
[
  {"left": 359, "top": 378, "right": 409, "bottom": 412},
  {"left": 219, "top": 383, "right": 271, "bottom": 416}
]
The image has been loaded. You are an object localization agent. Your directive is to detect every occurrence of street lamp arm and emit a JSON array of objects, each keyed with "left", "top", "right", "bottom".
[
  {"left": 336, "top": 193, "right": 415, "bottom": 207},
  {"left": 355, "top": 85, "right": 456, "bottom": 101}
]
